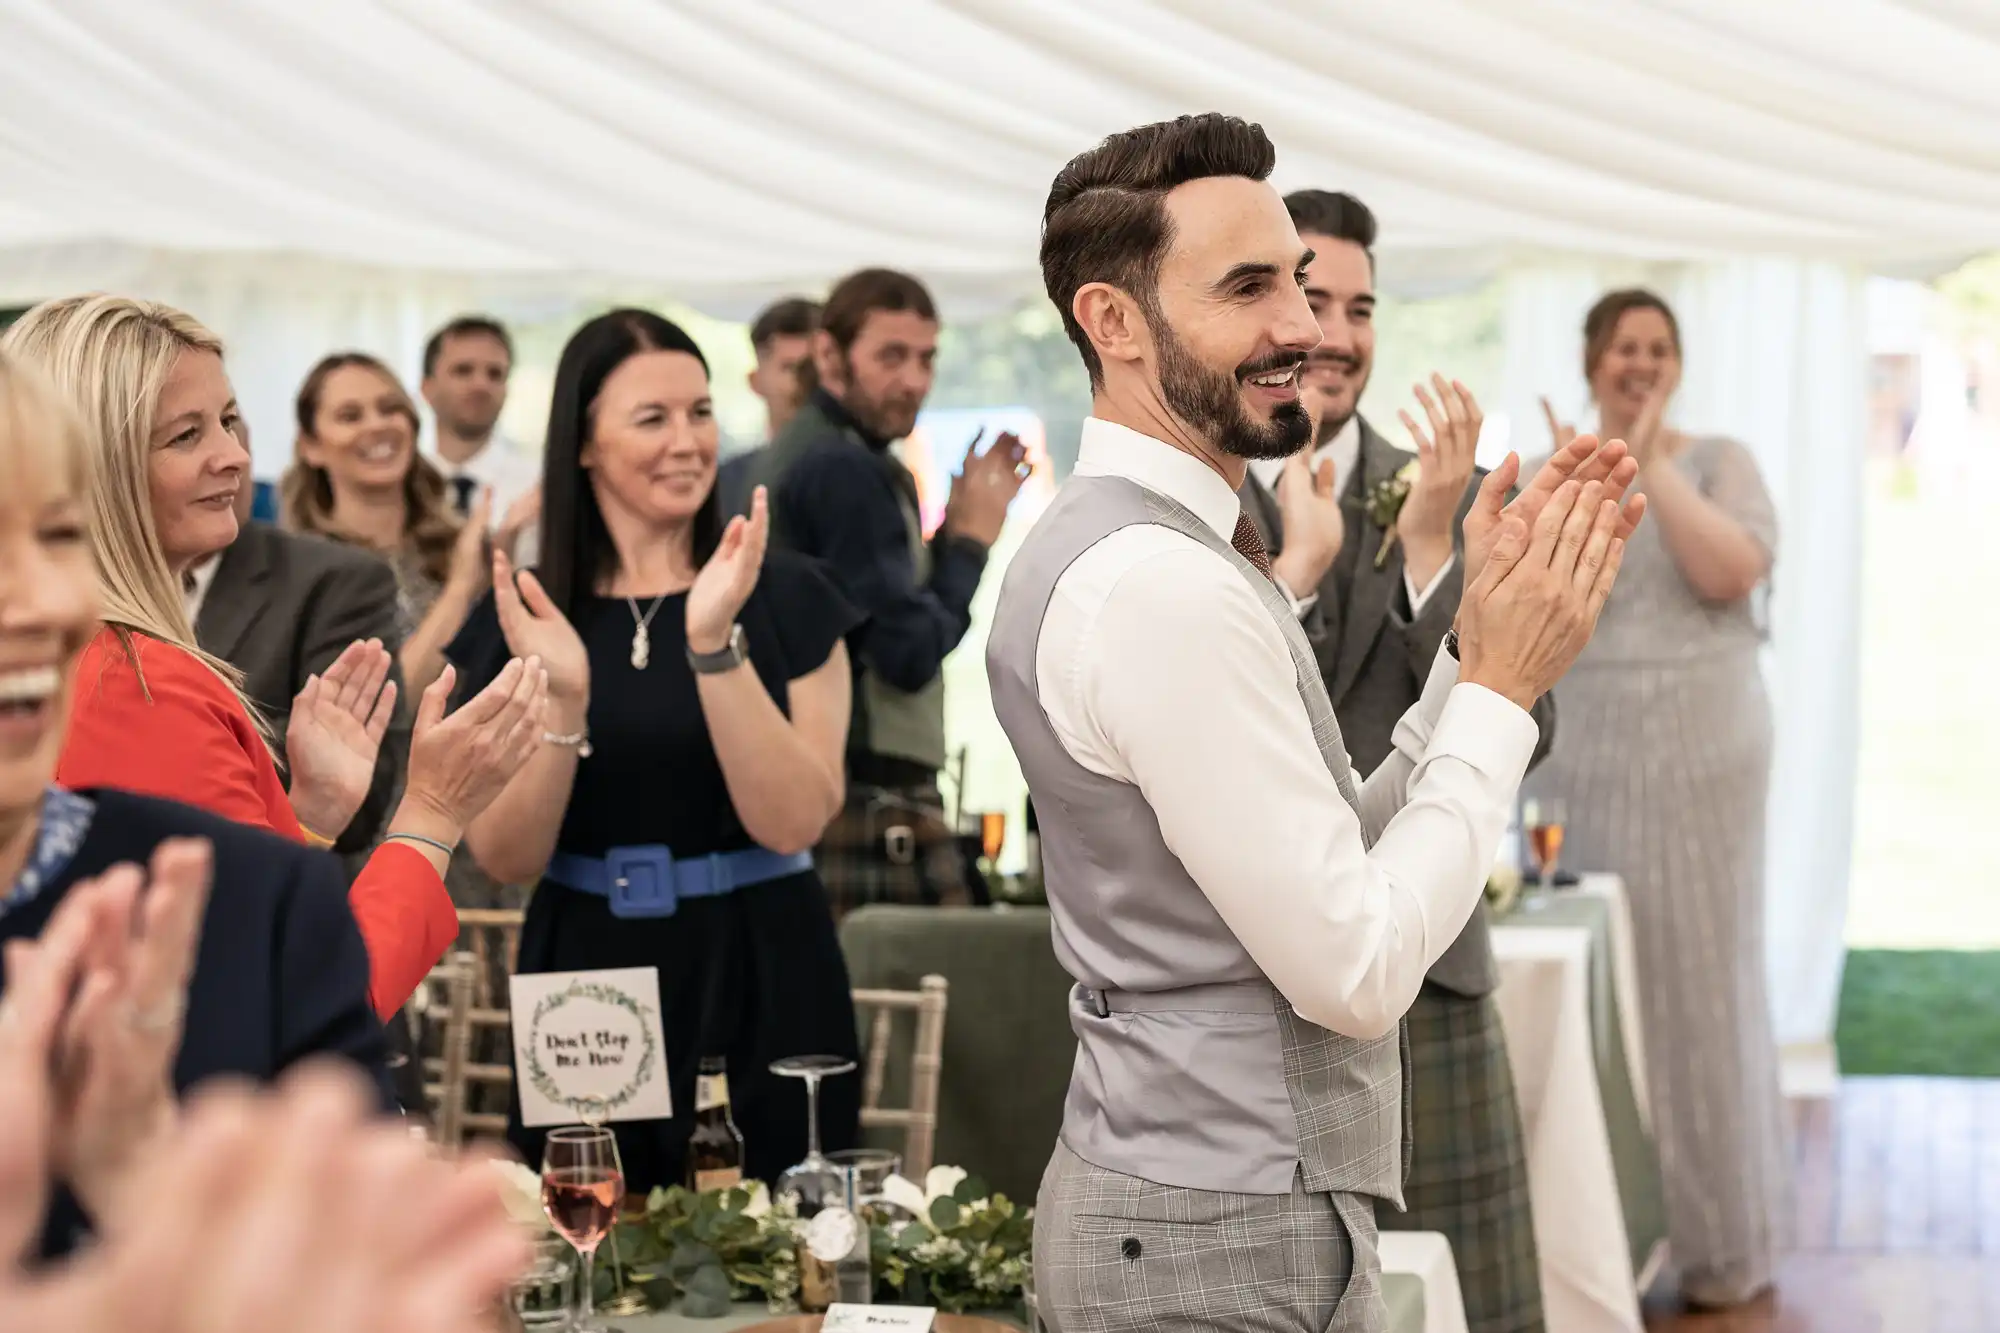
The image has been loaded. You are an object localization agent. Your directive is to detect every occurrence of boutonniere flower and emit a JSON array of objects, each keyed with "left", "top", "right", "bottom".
[{"left": 1365, "top": 460, "right": 1423, "bottom": 569}]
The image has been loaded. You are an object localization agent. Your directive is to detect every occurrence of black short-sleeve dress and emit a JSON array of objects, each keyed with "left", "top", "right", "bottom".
[{"left": 447, "top": 549, "right": 864, "bottom": 1191}]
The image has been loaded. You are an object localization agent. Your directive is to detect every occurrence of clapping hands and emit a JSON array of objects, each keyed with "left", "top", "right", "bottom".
[
  {"left": 285, "top": 639, "right": 397, "bottom": 842},
  {"left": 1452, "top": 434, "right": 1650, "bottom": 709},
  {"left": 0, "top": 853, "right": 531, "bottom": 1333},
  {"left": 686, "top": 484, "right": 772, "bottom": 655}
]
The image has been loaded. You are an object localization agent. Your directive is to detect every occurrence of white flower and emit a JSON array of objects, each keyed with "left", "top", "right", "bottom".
[
  {"left": 881, "top": 1172, "right": 929, "bottom": 1218},
  {"left": 741, "top": 1179, "right": 772, "bottom": 1219},
  {"left": 488, "top": 1159, "right": 550, "bottom": 1232},
  {"left": 922, "top": 1164, "right": 968, "bottom": 1203}
]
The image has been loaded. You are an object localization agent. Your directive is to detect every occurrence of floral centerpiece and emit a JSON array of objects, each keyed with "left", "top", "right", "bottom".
[{"left": 607, "top": 1165, "right": 1031, "bottom": 1317}]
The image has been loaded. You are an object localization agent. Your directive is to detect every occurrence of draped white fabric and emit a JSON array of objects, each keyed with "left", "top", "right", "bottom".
[
  {"left": 0, "top": 0, "right": 1964, "bottom": 1065},
  {"left": 4, "top": 0, "right": 2000, "bottom": 313}
]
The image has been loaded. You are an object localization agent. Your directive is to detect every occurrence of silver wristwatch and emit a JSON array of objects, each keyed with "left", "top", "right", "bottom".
[{"left": 687, "top": 624, "right": 749, "bottom": 674}]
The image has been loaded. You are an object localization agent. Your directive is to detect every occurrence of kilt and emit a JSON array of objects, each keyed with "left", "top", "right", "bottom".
[
  {"left": 1378, "top": 985, "right": 1543, "bottom": 1333},
  {"left": 814, "top": 781, "right": 971, "bottom": 921},
  {"left": 1036, "top": 1141, "right": 1382, "bottom": 1333}
]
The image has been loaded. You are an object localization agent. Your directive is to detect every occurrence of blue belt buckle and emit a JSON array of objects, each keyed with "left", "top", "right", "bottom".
[{"left": 606, "top": 845, "right": 677, "bottom": 918}]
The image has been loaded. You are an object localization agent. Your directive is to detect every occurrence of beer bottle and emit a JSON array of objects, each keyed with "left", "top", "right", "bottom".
[{"left": 686, "top": 1055, "right": 746, "bottom": 1192}]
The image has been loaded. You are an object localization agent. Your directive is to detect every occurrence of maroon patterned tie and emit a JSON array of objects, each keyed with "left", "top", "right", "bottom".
[{"left": 1232, "top": 510, "right": 1273, "bottom": 579}]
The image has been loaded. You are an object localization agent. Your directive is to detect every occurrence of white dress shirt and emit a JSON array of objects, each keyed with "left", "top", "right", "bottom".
[
  {"left": 184, "top": 553, "right": 221, "bottom": 626},
  {"left": 1249, "top": 414, "right": 1455, "bottom": 618},
  {"left": 432, "top": 433, "right": 542, "bottom": 563},
  {"left": 1034, "top": 418, "right": 1538, "bottom": 1038}
]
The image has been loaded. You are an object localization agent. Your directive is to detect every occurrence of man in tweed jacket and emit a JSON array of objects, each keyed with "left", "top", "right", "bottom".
[
  {"left": 990, "top": 115, "right": 1642, "bottom": 1333},
  {"left": 1240, "top": 190, "right": 1554, "bottom": 1333}
]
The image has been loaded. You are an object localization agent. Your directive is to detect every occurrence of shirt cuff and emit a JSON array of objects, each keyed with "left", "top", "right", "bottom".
[
  {"left": 1405, "top": 551, "right": 1456, "bottom": 617},
  {"left": 1429, "top": 681, "right": 1541, "bottom": 789},
  {"left": 1274, "top": 574, "right": 1317, "bottom": 620}
]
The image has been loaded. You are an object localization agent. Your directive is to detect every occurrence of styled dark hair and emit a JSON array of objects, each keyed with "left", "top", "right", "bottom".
[
  {"left": 1583, "top": 289, "right": 1682, "bottom": 381},
  {"left": 1284, "top": 189, "right": 1376, "bottom": 263},
  {"left": 284, "top": 352, "right": 458, "bottom": 586},
  {"left": 819, "top": 269, "right": 937, "bottom": 351},
  {"left": 1041, "top": 113, "right": 1277, "bottom": 386},
  {"left": 749, "top": 297, "right": 822, "bottom": 354},
  {"left": 422, "top": 315, "right": 514, "bottom": 378},
  {"left": 539, "top": 309, "right": 720, "bottom": 617}
]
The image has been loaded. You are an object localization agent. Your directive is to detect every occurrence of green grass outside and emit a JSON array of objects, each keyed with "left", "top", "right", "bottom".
[{"left": 1835, "top": 950, "right": 2000, "bottom": 1076}]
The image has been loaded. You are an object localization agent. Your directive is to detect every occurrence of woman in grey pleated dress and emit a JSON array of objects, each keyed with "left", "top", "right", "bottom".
[{"left": 1526, "top": 289, "right": 1789, "bottom": 1310}]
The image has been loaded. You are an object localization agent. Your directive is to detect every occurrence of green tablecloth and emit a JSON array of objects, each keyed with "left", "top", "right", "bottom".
[
  {"left": 1492, "top": 892, "right": 1668, "bottom": 1279},
  {"left": 840, "top": 905, "right": 1074, "bottom": 1207},
  {"left": 621, "top": 1274, "right": 1424, "bottom": 1332}
]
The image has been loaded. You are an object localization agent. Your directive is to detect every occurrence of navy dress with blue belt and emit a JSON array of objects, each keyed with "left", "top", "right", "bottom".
[{"left": 446, "top": 549, "right": 864, "bottom": 1192}]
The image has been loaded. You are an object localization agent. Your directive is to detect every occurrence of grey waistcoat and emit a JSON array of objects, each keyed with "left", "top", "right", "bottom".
[{"left": 987, "top": 474, "right": 1407, "bottom": 1203}]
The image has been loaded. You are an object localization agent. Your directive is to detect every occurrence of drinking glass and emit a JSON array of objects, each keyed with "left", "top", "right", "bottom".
[
  {"left": 509, "top": 1234, "right": 578, "bottom": 1329},
  {"left": 979, "top": 810, "right": 1007, "bottom": 864},
  {"left": 771, "top": 1054, "right": 858, "bottom": 1210},
  {"left": 829, "top": 1147, "right": 904, "bottom": 1223},
  {"left": 542, "top": 1126, "right": 624, "bottom": 1333},
  {"left": 1525, "top": 798, "right": 1567, "bottom": 886},
  {"left": 1023, "top": 1258, "right": 1045, "bottom": 1333}
]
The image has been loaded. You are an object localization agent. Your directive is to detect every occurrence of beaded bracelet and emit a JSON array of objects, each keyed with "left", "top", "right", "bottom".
[{"left": 386, "top": 831, "right": 457, "bottom": 859}]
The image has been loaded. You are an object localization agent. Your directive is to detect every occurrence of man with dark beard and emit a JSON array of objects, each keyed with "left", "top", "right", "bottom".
[
  {"left": 988, "top": 114, "right": 1645, "bottom": 1333},
  {"left": 753, "top": 268, "right": 1026, "bottom": 917},
  {"left": 1240, "top": 191, "right": 1555, "bottom": 1333}
]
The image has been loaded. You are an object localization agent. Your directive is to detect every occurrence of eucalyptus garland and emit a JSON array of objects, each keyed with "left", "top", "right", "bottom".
[{"left": 601, "top": 1175, "right": 1032, "bottom": 1318}]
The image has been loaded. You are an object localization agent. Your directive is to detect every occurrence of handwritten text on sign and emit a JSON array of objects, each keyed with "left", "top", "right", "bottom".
[{"left": 508, "top": 967, "right": 674, "bottom": 1127}]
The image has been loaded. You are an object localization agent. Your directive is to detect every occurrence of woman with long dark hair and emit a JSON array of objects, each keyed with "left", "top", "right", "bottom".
[{"left": 445, "top": 309, "right": 862, "bottom": 1190}]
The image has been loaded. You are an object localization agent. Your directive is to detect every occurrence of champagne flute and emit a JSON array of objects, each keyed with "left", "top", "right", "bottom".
[
  {"left": 980, "top": 810, "right": 1007, "bottom": 864},
  {"left": 1528, "top": 798, "right": 1567, "bottom": 888},
  {"left": 542, "top": 1126, "right": 624, "bottom": 1333}
]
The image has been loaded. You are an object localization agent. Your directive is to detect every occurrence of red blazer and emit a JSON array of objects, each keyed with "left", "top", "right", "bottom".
[{"left": 58, "top": 628, "right": 457, "bottom": 1017}]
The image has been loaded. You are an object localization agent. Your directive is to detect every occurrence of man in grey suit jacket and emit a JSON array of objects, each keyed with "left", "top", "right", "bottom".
[
  {"left": 1240, "top": 189, "right": 1554, "bottom": 1333},
  {"left": 190, "top": 494, "right": 409, "bottom": 866}
]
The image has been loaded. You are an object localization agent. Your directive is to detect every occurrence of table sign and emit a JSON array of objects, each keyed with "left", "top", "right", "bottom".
[
  {"left": 822, "top": 1306, "right": 936, "bottom": 1332},
  {"left": 510, "top": 967, "right": 673, "bottom": 1127}
]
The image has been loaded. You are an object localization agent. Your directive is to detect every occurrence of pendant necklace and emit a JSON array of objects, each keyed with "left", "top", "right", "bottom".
[{"left": 625, "top": 594, "right": 667, "bottom": 669}]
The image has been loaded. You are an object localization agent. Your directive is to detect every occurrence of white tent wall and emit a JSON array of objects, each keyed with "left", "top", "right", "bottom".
[{"left": 0, "top": 245, "right": 615, "bottom": 476}]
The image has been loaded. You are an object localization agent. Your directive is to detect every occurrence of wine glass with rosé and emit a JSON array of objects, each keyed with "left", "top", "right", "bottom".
[{"left": 542, "top": 1125, "right": 625, "bottom": 1332}]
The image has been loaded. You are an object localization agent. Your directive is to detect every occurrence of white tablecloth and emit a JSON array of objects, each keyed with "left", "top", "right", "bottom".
[
  {"left": 1492, "top": 878, "right": 1646, "bottom": 1333},
  {"left": 1379, "top": 1231, "right": 1470, "bottom": 1333}
]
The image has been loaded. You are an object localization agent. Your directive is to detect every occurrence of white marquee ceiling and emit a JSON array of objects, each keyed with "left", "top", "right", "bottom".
[{"left": 3, "top": 0, "right": 1997, "bottom": 314}]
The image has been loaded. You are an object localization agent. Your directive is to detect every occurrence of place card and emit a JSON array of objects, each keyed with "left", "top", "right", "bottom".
[
  {"left": 509, "top": 967, "right": 673, "bottom": 1127},
  {"left": 822, "top": 1305, "right": 936, "bottom": 1332}
]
